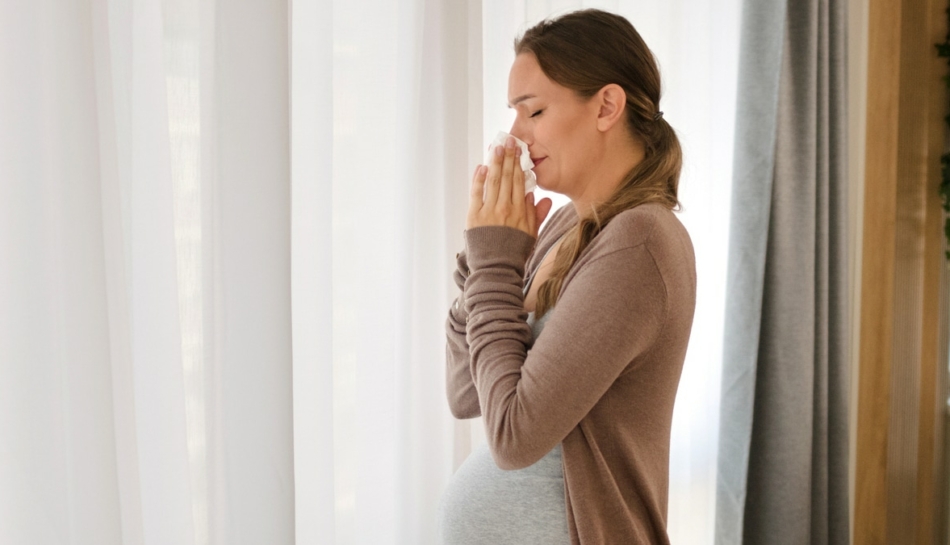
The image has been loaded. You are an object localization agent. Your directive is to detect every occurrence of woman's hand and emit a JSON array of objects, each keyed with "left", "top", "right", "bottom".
[{"left": 466, "top": 136, "right": 553, "bottom": 238}]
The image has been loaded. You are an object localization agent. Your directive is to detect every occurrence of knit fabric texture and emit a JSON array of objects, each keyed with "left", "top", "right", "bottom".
[{"left": 445, "top": 202, "right": 697, "bottom": 544}]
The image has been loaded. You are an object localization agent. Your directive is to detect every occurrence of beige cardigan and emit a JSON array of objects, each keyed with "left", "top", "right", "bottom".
[{"left": 445, "top": 202, "right": 696, "bottom": 544}]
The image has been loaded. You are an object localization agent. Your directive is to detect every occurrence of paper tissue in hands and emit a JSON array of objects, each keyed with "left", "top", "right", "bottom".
[{"left": 487, "top": 131, "right": 537, "bottom": 193}]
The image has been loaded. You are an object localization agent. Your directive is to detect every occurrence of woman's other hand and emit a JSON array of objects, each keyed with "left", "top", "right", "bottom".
[{"left": 466, "top": 136, "right": 553, "bottom": 238}]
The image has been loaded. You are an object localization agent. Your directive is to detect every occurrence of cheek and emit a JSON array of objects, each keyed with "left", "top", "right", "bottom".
[{"left": 536, "top": 118, "right": 576, "bottom": 172}]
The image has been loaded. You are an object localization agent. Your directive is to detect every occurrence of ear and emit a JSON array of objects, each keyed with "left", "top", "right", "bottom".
[{"left": 595, "top": 83, "right": 627, "bottom": 133}]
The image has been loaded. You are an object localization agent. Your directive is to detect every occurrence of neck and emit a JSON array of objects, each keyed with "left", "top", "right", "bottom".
[
  {"left": 569, "top": 138, "right": 645, "bottom": 220},
  {"left": 570, "top": 200, "right": 599, "bottom": 221}
]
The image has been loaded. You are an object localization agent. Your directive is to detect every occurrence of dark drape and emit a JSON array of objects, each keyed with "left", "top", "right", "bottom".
[{"left": 715, "top": 0, "right": 850, "bottom": 543}]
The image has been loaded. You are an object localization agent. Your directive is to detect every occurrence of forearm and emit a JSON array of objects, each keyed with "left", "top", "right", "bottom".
[
  {"left": 464, "top": 224, "right": 667, "bottom": 470},
  {"left": 444, "top": 250, "right": 481, "bottom": 419}
]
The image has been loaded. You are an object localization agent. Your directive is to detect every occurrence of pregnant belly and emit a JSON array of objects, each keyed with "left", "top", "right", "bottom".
[{"left": 437, "top": 442, "right": 570, "bottom": 545}]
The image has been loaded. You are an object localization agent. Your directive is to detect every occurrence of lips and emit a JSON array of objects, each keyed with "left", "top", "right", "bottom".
[{"left": 530, "top": 157, "right": 546, "bottom": 166}]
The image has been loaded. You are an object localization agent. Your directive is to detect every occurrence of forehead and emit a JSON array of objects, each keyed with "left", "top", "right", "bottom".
[{"left": 507, "top": 53, "right": 560, "bottom": 107}]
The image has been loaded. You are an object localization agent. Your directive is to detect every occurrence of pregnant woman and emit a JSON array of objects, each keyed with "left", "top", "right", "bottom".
[{"left": 438, "top": 8, "right": 697, "bottom": 545}]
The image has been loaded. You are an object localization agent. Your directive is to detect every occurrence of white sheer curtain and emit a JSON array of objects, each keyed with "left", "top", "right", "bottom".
[
  {"left": 294, "top": 0, "right": 474, "bottom": 542},
  {"left": 1, "top": 0, "right": 292, "bottom": 543},
  {"left": 1, "top": 1, "right": 736, "bottom": 544}
]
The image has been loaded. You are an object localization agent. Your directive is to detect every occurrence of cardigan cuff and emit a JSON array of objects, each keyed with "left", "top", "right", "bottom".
[{"left": 463, "top": 226, "right": 536, "bottom": 272}]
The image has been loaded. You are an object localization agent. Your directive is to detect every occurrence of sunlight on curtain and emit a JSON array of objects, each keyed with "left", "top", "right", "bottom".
[
  {"left": 479, "top": 1, "right": 740, "bottom": 542},
  {"left": 1, "top": 0, "right": 201, "bottom": 543},
  {"left": 295, "top": 0, "right": 465, "bottom": 543},
  {"left": 160, "top": 0, "right": 295, "bottom": 541},
  {"left": 2, "top": 0, "right": 292, "bottom": 543},
  {"left": 1, "top": 1, "right": 128, "bottom": 542},
  {"left": 156, "top": 0, "right": 296, "bottom": 541},
  {"left": 161, "top": 1, "right": 209, "bottom": 543}
]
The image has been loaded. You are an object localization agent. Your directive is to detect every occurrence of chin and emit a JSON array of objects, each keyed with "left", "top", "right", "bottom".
[
  {"left": 534, "top": 175, "right": 550, "bottom": 191},
  {"left": 536, "top": 178, "right": 559, "bottom": 195}
]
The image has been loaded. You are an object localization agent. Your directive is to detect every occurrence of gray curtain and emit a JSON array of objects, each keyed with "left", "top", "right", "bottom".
[{"left": 715, "top": 0, "right": 850, "bottom": 543}]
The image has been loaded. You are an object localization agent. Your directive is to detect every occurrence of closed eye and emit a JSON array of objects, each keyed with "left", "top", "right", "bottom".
[{"left": 530, "top": 109, "right": 543, "bottom": 118}]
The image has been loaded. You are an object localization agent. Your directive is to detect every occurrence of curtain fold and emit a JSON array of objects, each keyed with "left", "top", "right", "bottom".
[
  {"left": 213, "top": 0, "right": 294, "bottom": 543},
  {"left": 1, "top": 0, "right": 294, "bottom": 543},
  {"left": 294, "top": 0, "right": 465, "bottom": 542},
  {"left": 289, "top": 0, "right": 336, "bottom": 543},
  {"left": 0, "top": 1, "right": 126, "bottom": 543},
  {"left": 715, "top": 0, "right": 850, "bottom": 543}
]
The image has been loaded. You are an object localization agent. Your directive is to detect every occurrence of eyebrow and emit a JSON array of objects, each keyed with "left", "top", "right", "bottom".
[{"left": 507, "top": 94, "right": 536, "bottom": 108}]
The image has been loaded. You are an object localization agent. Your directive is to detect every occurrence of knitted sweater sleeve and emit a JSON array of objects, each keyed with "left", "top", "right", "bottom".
[
  {"left": 463, "top": 224, "right": 667, "bottom": 471},
  {"left": 444, "top": 249, "right": 481, "bottom": 419}
]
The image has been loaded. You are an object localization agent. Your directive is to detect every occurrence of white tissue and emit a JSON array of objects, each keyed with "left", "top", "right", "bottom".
[{"left": 486, "top": 131, "right": 537, "bottom": 193}]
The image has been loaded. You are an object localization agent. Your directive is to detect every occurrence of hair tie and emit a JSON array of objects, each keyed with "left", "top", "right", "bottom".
[{"left": 653, "top": 111, "right": 664, "bottom": 121}]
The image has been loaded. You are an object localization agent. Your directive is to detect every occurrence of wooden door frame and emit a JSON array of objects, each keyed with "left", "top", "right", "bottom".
[{"left": 853, "top": 0, "right": 949, "bottom": 542}]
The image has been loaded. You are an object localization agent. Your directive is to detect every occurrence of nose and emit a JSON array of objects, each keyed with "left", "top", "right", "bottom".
[{"left": 508, "top": 119, "right": 529, "bottom": 147}]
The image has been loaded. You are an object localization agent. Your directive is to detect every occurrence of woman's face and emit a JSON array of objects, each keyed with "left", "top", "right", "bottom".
[{"left": 507, "top": 52, "right": 601, "bottom": 197}]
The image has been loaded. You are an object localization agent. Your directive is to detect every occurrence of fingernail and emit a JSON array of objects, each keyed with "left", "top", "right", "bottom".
[
  {"left": 505, "top": 136, "right": 515, "bottom": 149},
  {"left": 515, "top": 147, "right": 522, "bottom": 157},
  {"left": 494, "top": 145, "right": 504, "bottom": 157}
]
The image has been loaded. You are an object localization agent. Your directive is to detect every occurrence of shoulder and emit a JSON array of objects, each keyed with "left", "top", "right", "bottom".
[
  {"left": 577, "top": 204, "right": 696, "bottom": 291},
  {"left": 593, "top": 204, "right": 692, "bottom": 255}
]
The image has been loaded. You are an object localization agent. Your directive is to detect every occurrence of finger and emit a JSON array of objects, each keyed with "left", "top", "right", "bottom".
[
  {"left": 498, "top": 139, "right": 516, "bottom": 211},
  {"left": 512, "top": 148, "right": 526, "bottom": 217},
  {"left": 484, "top": 145, "right": 503, "bottom": 206},
  {"left": 525, "top": 191, "right": 537, "bottom": 236},
  {"left": 468, "top": 165, "right": 487, "bottom": 213}
]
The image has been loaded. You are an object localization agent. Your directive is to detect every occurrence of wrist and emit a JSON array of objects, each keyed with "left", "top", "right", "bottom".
[{"left": 463, "top": 226, "right": 536, "bottom": 272}]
